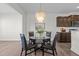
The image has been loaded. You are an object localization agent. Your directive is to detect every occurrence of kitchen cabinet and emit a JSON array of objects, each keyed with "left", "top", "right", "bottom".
[
  {"left": 58, "top": 32, "right": 71, "bottom": 43},
  {"left": 57, "top": 16, "right": 71, "bottom": 27},
  {"left": 56, "top": 15, "right": 79, "bottom": 27}
]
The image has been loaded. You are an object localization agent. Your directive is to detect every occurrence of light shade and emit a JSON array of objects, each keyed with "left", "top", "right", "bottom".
[{"left": 35, "top": 10, "right": 46, "bottom": 23}]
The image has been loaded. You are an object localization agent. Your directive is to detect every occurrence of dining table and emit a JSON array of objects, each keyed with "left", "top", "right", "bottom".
[
  {"left": 29, "top": 36, "right": 50, "bottom": 43},
  {"left": 29, "top": 36, "right": 50, "bottom": 50}
]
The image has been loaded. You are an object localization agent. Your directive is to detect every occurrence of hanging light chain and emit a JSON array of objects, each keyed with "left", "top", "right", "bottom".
[{"left": 40, "top": 3, "right": 41, "bottom": 11}]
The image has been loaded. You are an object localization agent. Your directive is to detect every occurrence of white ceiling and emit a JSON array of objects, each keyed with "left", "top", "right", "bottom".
[
  {"left": 1, "top": 3, "right": 79, "bottom": 14},
  {"left": 13, "top": 3, "right": 79, "bottom": 14},
  {"left": 0, "top": 3, "right": 19, "bottom": 14}
]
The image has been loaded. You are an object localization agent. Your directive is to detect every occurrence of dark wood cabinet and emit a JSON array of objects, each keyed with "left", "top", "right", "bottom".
[
  {"left": 57, "top": 16, "right": 71, "bottom": 27},
  {"left": 58, "top": 32, "right": 71, "bottom": 43},
  {"left": 70, "top": 15, "right": 79, "bottom": 21},
  {"left": 56, "top": 15, "right": 79, "bottom": 27}
]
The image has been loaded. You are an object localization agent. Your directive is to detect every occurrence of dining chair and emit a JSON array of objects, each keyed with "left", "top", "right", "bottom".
[
  {"left": 46, "top": 32, "right": 51, "bottom": 38},
  {"left": 29, "top": 32, "right": 34, "bottom": 37},
  {"left": 29, "top": 31, "right": 35, "bottom": 44},
  {"left": 20, "top": 34, "right": 37, "bottom": 56},
  {"left": 42, "top": 32, "right": 58, "bottom": 56},
  {"left": 43, "top": 32, "right": 51, "bottom": 45},
  {"left": 43, "top": 38, "right": 51, "bottom": 45}
]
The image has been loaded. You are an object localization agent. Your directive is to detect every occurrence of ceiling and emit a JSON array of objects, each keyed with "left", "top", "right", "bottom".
[
  {"left": 0, "top": 3, "right": 19, "bottom": 14},
  {"left": 11, "top": 3, "right": 79, "bottom": 14}
]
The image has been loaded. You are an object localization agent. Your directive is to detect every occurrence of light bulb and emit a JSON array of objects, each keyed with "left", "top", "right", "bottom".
[{"left": 35, "top": 10, "right": 46, "bottom": 23}]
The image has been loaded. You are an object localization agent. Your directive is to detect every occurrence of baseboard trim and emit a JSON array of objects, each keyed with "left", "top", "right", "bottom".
[{"left": 71, "top": 48, "right": 79, "bottom": 56}]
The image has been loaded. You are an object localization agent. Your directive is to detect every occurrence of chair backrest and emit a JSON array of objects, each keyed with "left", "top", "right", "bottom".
[
  {"left": 29, "top": 32, "right": 34, "bottom": 37},
  {"left": 43, "top": 38, "right": 51, "bottom": 45},
  {"left": 52, "top": 32, "right": 58, "bottom": 48},
  {"left": 29, "top": 38, "right": 36, "bottom": 45},
  {"left": 20, "top": 34, "right": 27, "bottom": 49},
  {"left": 46, "top": 32, "right": 51, "bottom": 38}
]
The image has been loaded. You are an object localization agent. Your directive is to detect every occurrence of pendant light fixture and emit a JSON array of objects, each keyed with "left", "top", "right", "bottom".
[{"left": 35, "top": 3, "right": 46, "bottom": 23}]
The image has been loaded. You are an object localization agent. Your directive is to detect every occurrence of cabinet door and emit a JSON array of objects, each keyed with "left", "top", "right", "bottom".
[
  {"left": 63, "top": 18, "right": 71, "bottom": 27},
  {"left": 58, "top": 32, "right": 71, "bottom": 43},
  {"left": 57, "top": 17, "right": 71, "bottom": 27},
  {"left": 66, "top": 32, "right": 71, "bottom": 42},
  {"left": 60, "top": 33, "right": 67, "bottom": 42},
  {"left": 57, "top": 17, "right": 64, "bottom": 27},
  {"left": 69, "top": 15, "right": 79, "bottom": 27},
  {"left": 72, "top": 15, "right": 79, "bottom": 21}
]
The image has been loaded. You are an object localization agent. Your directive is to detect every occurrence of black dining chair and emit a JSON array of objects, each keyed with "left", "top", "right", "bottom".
[
  {"left": 43, "top": 32, "right": 51, "bottom": 45},
  {"left": 20, "top": 34, "right": 37, "bottom": 56},
  {"left": 46, "top": 32, "right": 51, "bottom": 38},
  {"left": 42, "top": 33, "right": 58, "bottom": 56},
  {"left": 28, "top": 32, "right": 35, "bottom": 44},
  {"left": 29, "top": 32, "right": 34, "bottom": 37},
  {"left": 43, "top": 38, "right": 51, "bottom": 45}
]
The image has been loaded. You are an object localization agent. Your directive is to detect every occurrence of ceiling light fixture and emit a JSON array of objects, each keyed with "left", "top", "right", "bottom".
[
  {"left": 35, "top": 3, "right": 46, "bottom": 23},
  {"left": 77, "top": 6, "right": 79, "bottom": 8}
]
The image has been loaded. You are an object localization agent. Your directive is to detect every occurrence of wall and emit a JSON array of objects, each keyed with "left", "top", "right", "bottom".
[
  {"left": 22, "top": 14, "right": 27, "bottom": 39},
  {"left": 0, "top": 13, "right": 22, "bottom": 41}
]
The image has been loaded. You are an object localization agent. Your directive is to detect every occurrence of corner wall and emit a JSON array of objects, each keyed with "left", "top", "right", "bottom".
[{"left": 0, "top": 13, "right": 22, "bottom": 41}]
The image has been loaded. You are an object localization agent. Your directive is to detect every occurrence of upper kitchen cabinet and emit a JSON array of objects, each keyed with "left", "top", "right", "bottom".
[
  {"left": 68, "top": 15, "right": 79, "bottom": 27},
  {"left": 56, "top": 15, "right": 79, "bottom": 27},
  {"left": 56, "top": 16, "right": 71, "bottom": 27},
  {"left": 68, "top": 15, "right": 79, "bottom": 21}
]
